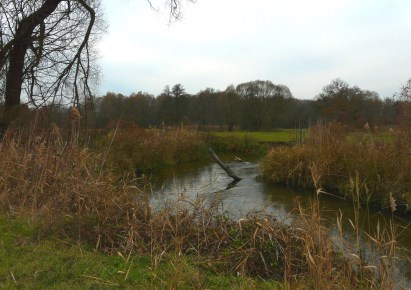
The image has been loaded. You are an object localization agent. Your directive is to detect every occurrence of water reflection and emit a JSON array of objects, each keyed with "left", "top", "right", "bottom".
[
  {"left": 153, "top": 158, "right": 411, "bottom": 284},
  {"left": 153, "top": 160, "right": 293, "bottom": 220}
]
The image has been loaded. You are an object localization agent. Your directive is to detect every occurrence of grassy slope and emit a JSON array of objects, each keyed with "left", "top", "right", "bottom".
[
  {"left": 0, "top": 216, "right": 279, "bottom": 289},
  {"left": 211, "top": 129, "right": 306, "bottom": 143}
]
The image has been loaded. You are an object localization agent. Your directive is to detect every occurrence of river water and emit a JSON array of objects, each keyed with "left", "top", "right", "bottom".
[{"left": 152, "top": 157, "right": 411, "bottom": 285}]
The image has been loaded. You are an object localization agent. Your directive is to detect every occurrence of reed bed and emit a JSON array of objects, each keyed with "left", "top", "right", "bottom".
[
  {"left": 93, "top": 126, "right": 208, "bottom": 174},
  {"left": 0, "top": 126, "right": 405, "bottom": 288},
  {"left": 261, "top": 123, "right": 411, "bottom": 209}
]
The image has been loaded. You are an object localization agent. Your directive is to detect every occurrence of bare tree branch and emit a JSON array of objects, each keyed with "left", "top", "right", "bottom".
[{"left": 1, "top": 0, "right": 193, "bottom": 124}]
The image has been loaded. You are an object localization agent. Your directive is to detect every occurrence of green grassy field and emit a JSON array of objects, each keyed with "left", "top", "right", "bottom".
[
  {"left": 211, "top": 129, "right": 306, "bottom": 143},
  {"left": 0, "top": 216, "right": 279, "bottom": 289}
]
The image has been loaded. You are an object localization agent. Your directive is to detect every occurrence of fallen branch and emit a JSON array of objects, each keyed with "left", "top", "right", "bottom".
[{"left": 208, "top": 148, "right": 242, "bottom": 181}]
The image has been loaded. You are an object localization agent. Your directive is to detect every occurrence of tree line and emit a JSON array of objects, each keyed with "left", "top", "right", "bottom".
[
  {"left": 94, "top": 79, "right": 401, "bottom": 130},
  {"left": 0, "top": 2, "right": 406, "bottom": 132}
]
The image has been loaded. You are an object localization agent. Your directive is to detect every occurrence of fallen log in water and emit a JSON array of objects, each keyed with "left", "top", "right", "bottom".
[{"left": 208, "top": 148, "right": 242, "bottom": 181}]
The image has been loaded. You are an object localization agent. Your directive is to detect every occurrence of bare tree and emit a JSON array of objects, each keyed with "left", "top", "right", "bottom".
[
  {"left": 0, "top": 0, "right": 194, "bottom": 125},
  {"left": 400, "top": 79, "right": 411, "bottom": 100},
  {"left": 0, "top": 0, "right": 105, "bottom": 123},
  {"left": 236, "top": 80, "right": 292, "bottom": 130},
  {"left": 396, "top": 79, "right": 411, "bottom": 128}
]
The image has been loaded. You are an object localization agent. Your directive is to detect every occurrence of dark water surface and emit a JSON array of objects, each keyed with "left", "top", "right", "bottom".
[{"left": 152, "top": 157, "right": 411, "bottom": 285}]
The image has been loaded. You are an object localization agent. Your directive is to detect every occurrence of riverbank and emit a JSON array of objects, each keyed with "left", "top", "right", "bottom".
[
  {"left": 89, "top": 127, "right": 268, "bottom": 175},
  {"left": 0, "top": 215, "right": 281, "bottom": 289},
  {"left": 261, "top": 123, "right": 411, "bottom": 212},
  {"left": 0, "top": 126, "right": 406, "bottom": 288}
]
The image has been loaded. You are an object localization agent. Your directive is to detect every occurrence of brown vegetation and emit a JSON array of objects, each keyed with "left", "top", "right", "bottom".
[
  {"left": 0, "top": 125, "right": 406, "bottom": 288},
  {"left": 93, "top": 126, "right": 208, "bottom": 174},
  {"left": 261, "top": 123, "right": 411, "bottom": 209}
]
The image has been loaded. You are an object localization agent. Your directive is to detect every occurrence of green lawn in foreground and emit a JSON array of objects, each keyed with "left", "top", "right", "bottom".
[
  {"left": 0, "top": 215, "right": 280, "bottom": 289},
  {"left": 211, "top": 129, "right": 306, "bottom": 143}
]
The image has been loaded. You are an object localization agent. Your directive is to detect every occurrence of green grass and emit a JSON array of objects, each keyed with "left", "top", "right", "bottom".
[
  {"left": 348, "top": 131, "right": 396, "bottom": 143},
  {"left": 211, "top": 129, "right": 306, "bottom": 143},
  {"left": 0, "top": 215, "right": 280, "bottom": 289}
]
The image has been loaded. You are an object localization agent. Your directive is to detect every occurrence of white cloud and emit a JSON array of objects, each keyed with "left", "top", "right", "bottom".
[{"left": 98, "top": 0, "right": 411, "bottom": 98}]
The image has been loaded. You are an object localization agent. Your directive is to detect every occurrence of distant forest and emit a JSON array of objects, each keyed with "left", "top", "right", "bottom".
[{"left": 94, "top": 78, "right": 400, "bottom": 130}]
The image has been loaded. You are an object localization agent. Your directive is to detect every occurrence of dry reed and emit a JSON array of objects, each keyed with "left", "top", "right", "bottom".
[
  {"left": 95, "top": 127, "right": 208, "bottom": 174},
  {"left": 261, "top": 123, "right": 411, "bottom": 209},
  {"left": 0, "top": 125, "right": 406, "bottom": 288}
]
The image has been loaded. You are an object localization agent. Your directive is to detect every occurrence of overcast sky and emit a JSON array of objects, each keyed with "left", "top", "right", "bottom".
[{"left": 97, "top": 0, "right": 411, "bottom": 99}]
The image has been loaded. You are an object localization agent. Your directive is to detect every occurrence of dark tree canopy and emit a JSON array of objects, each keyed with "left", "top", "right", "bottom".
[
  {"left": 316, "top": 79, "right": 383, "bottom": 126},
  {"left": 92, "top": 78, "right": 400, "bottom": 131},
  {"left": 236, "top": 80, "right": 294, "bottom": 130}
]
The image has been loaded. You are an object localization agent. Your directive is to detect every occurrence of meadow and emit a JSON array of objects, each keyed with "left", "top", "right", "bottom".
[{"left": 211, "top": 129, "right": 306, "bottom": 143}]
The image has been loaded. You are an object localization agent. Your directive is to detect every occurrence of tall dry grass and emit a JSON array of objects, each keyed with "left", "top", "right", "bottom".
[
  {"left": 93, "top": 126, "right": 208, "bottom": 174},
  {"left": 261, "top": 123, "right": 411, "bottom": 209},
  {"left": 260, "top": 123, "right": 410, "bottom": 287},
  {"left": 0, "top": 125, "right": 406, "bottom": 288}
]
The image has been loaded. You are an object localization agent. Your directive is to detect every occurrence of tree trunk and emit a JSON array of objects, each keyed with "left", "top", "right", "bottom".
[
  {"left": 4, "top": 38, "right": 28, "bottom": 123},
  {"left": 3, "top": 0, "right": 62, "bottom": 124}
]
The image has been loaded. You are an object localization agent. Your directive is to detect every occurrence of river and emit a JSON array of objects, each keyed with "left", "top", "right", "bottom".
[{"left": 151, "top": 157, "right": 411, "bottom": 285}]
